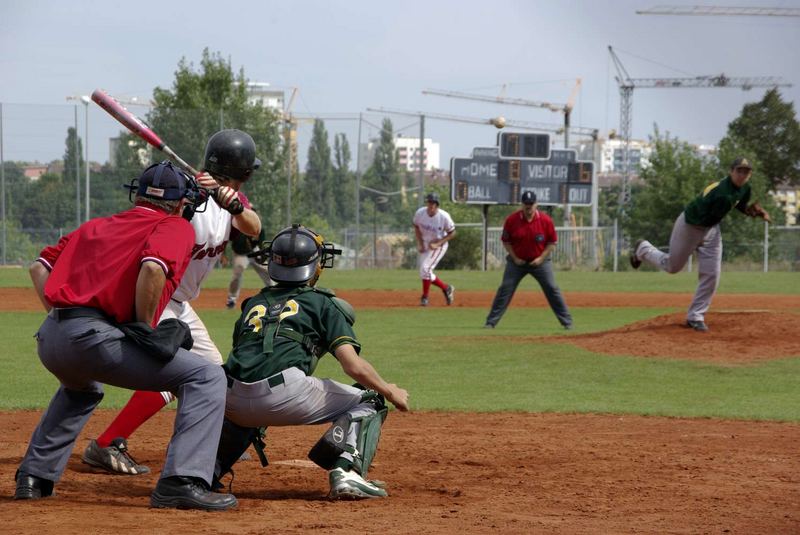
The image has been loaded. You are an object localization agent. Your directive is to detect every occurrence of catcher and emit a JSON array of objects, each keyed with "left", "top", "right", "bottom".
[
  {"left": 630, "top": 157, "right": 771, "bottom": 332},
  {"left": 214, "top": 224, "right": 409, "bottom": 499}
]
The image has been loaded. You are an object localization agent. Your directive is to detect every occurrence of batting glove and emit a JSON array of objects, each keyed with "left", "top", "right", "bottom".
[
  {"left": 195, "top": 172, "right": 219, "bottom": 191},
  {"left": 214, "top": 186, "right": 244, "bottom": 215}
]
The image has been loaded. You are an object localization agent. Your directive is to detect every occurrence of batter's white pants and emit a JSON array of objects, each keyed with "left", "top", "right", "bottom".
[
  {"left": 418, "top": 242, "right": 449, "bottom": 281},
  {"left": 157, "top": 299, "right": 224, "bottom": 404},
  {"left": 637, "top": 212, "right": 722, "bottom": 322},
  {"left": 227, "top": 253, "right": 272, "bottom": 302}
]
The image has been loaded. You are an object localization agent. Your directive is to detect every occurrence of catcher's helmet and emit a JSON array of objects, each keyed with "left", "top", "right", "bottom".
[
  {"left": 262, "top": 225, "right": 342, "bottom": 286},
  {"left": 425, "top": 192, "right": 440, "bottom": 205},
  {"left": 203, "top": 129, "right": 262, "bottom": 182}
]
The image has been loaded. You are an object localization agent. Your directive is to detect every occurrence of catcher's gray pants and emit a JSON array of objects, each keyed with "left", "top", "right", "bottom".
[
  {"left": 18, "top": 309, "right": 227, "bottom": 487},
  {"left": 227, "top": 253, "right": 272, "bottom": 303},
  {"left": 485, "top": 257, "right": 572, "bottom": 328},
  {"left": 637, "top": 212, "right": 722, "bottom": 322},
  {"left": 224, "top": 367, "right": 375, "bottom": 466}
]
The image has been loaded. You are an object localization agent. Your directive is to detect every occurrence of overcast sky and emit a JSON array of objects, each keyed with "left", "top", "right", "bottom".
[{"left": 2, "top": 0, "right": 798, "bottom": 169}]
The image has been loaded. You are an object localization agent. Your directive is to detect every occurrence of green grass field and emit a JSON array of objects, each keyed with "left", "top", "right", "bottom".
[
  {"left": 1, "top": 269, "right": 798, "bottom": 421},
  {"left": 1, "top": 265, "right": 798, "bottom": 293}
]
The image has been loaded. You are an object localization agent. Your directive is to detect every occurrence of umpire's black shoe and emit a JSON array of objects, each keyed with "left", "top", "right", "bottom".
[
  {"left": 150, "top": 476, "right": 237, "bottom": 511},
  {"left": 14, "top": 471, "right": 54, "bottom": 500}
]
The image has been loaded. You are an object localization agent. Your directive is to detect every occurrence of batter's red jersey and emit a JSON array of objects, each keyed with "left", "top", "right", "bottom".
[
  {"left": 38, "top": 206, "right": 195, "bottom": 326},
  {"left": 501, "top": 209, "right": 558, "bottom": 262}
]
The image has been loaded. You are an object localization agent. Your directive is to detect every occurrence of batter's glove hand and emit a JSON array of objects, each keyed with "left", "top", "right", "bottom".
[
  {"left": 745, "top": 202, "right": 771, "bottom": 222},
  {"left": 214, "top": 186, "right": 245, "bottom": 215},
  {"left": 195, "top": 172, "right": 219, "bottom": 191}
]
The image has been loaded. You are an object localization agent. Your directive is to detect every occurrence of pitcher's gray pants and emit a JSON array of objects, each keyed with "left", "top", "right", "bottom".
[
  {"left": 485, "top": 257, "right": 572, "bottom": 328},
  {"left": 18, "top": 310, "right": 226, "bottom": 487},
  {"left": 637, "top": 212, "right": 722, "bottom": 322}
]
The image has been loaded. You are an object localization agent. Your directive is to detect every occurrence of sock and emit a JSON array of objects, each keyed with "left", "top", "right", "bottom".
[
  {"left": 422, "top": 279, "right": 432, "bottom": 297},
  {"left": 333, "top": 457, "right": 353, "bottom": 471},
  {"left": 96, "top": 390, "right": 170, "bottom": 448},
  {"left": 432, "top": 278, "right": 448, "bottom": 291}
]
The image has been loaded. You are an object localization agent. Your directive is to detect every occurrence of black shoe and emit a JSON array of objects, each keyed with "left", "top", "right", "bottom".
[
  {"left": 150, "top": 476, "right": 237, "bottom": 511},
  {"left": 629, "top": 239, "right": 643, "bottom": 269},
  {"left": 483, "top": 323, "right": 495, "bottom": 329},
  {"left": 14, "top": 471, "right": 54, "bottom": 500},
  {"left": 685, "top": 320, "right": 709, "bottom": 332},
  {"left": 563, "top": 324, "right": 573, "bottom": 331}
]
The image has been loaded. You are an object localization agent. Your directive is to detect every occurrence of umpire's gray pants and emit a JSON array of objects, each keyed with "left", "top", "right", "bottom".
[
  {"left": 637, "top": 212, "right": 722, "bottom": 322},
  {"left": 485, "top": 257, "right": 572, "bottom": 328},
  {"left": 18, "top": 311, "right": 227, "bottom": 486},
  {"left": 225, "top": 367, "right": 375, "bottom": 465}
]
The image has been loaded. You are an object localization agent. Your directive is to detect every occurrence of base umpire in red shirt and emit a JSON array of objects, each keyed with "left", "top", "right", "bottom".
[
  {"left": 485, "top": 191, "right": 572, "bottom": 330},
  {"left": 13, "top": 161, "right": 237, "bottom": 511}
]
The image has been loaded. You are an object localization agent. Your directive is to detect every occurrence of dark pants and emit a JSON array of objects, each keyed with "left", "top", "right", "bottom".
[
  {"left": 18, "top": 309, "right": 226, "bottom": 486},
  {"left": 486, "top": 257, "right": 572, "bottom": 327}
]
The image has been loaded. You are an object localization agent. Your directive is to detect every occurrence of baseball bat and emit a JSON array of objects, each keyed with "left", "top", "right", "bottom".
[{"left": 90, "top": 89, "right": 199, "bottom": 176}]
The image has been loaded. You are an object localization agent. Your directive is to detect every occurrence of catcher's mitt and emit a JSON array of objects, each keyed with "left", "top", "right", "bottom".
[{"left": 744, "top": 202, "right": 771, "bottom": 222}]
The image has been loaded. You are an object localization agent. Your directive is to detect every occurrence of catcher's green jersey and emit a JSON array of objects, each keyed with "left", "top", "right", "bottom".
[
  {"left": 683, "top": 176, "right": 751, "bottom": 227},
  {"left": 222, "top": 285, "right": 360, "bottom": 383}
]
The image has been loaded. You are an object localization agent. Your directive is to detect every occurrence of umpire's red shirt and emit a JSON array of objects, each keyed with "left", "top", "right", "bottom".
[
  {"left": 501, "top": 209, "right": 558, "bottom": 262},
  {"left": 38, "top": 205, "right": 195, "bottom": 326}
]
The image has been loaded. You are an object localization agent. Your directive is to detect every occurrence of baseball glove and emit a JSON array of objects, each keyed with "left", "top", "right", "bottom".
[{"left": 744, "top": 202, "right": 771, "bottom": 222}]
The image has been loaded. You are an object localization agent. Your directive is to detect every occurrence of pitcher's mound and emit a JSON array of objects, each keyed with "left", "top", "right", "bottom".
[{"left": 555, "top": 311, "right": 800, "bottom": 364}]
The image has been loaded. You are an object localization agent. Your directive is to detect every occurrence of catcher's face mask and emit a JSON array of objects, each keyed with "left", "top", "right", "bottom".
[{"left": 249, "top": 224, "right": 342, "bottom": 286}]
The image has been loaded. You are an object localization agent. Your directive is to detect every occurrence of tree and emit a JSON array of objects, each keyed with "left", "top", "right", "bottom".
[
  {"left": 365, "top": 118, "right": 402, "bottom": 195},
  {"left": 726, "top": 88, "right": 800, "bottom": 188},
  {"left": 332, "top": 133, "right": 356, "bottom": 228},
  {"left": 15, "top": 173, "right": 76, "bottom": 231},
  {"left": 62, "top": 127, "right": 83, "bottom": 225},
  {"left": 300, "top": 119, "right": 335, "bottom": 223}
]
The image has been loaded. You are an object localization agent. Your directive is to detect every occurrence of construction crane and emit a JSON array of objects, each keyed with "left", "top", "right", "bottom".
[
  {"left": 366, "top": 106, "right": 595, "bottom": 137},
  {"left": 607, "top": 45, "right": 792, "bottom": 213},
  {"left": 423, "top": 79, "right": 583, "bottom": 146},
  {"left": 636, "top": 6, "right": 800, "bottom": 17}
]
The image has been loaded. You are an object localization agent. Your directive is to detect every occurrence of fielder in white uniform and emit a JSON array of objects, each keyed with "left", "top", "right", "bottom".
[
  {"left": 412, "top": 192, "right": 456, "bottom": 307},
  {"left": 80, "top": 129, "right": 264, "bottom": 476}
]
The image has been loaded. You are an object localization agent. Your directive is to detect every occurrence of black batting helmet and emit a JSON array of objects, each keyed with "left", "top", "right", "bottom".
[
  {"left": 262, "top": 225, "right": 341, "bottom": 286},
  {"left": 203, "top": 129, "right": 262, "bottom": 182}
]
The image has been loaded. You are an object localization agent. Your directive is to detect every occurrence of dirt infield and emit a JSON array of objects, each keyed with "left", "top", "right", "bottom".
[
  {"left": 1, "top": 288, "right": 798, "bottom": 533},
  {"left": 2, "top": 411, "right": 798, "bottom": 534},
  {"left": 2, "top": 287, "right": 799, "bottom": 312}
]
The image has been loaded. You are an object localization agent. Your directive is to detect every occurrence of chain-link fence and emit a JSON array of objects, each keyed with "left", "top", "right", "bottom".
[{"left": 5, "top": 224, "right": 800, "bottom": 272}]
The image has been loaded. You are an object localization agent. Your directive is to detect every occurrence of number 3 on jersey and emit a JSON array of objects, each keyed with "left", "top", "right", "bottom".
[{"left": 245, "top": 300, "right": 299, "bottom": 333}]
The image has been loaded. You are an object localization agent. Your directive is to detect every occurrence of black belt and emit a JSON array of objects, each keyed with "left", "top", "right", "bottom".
[
  {"left": 226, "top": 372, "right": 285, "bottom": 389},
  {"left": 49, "top": 307, "right": 110, "bottom": 322}
]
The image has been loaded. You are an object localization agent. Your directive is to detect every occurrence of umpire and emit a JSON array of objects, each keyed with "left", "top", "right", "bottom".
[
  {"left": 485, "top": 191, "right": 572, "bottom": 329},
  {"left": 13, "top": 162, "right": 237, "bottom": 511}
]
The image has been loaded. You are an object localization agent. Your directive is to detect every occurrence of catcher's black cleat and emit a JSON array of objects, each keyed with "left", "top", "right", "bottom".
[
  {"left": 14, "top": 472, "right": 54, "bottom": 500},
  {"left": 685, "top": 320, "right": 709, "bottom": 332},
  {"left": 150, "top": 476, "right": 237, "bottom": 511},
  {"left": 629, "top": 240, "right": 643, "bottom": 269}
]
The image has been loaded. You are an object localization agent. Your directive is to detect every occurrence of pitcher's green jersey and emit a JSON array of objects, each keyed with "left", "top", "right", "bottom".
[
  {"left": 683, "top": 176, "right": 751, "bottom": 227},
  {"left": 223, "top": 285, "right": 360, "bottom": 383}
]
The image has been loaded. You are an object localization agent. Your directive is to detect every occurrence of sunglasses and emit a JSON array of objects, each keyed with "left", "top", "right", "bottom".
[{"left": 735, "top": 167, "right": 752, "bottom": 173}]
